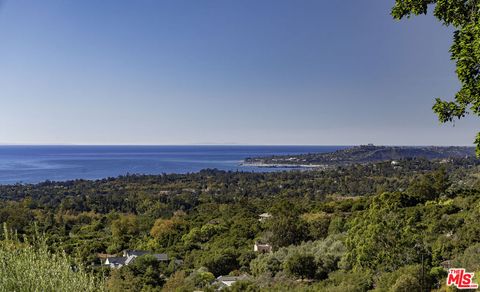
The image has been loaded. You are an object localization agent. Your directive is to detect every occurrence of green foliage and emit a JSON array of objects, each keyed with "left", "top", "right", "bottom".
[
  {"left": 284, "top": 253, "right": 317, "bottom": 279},
  {"left": 161, "top": 270, "right": 188, "bottom": 291},
  {"left": 106, "top": 268, "right": 141, "bottom": 292},
  {"left": 250, "top": 254, "right": 282, "bottom": 277},
  {"left": 227, "top": 280, "right": 260, "bottom": 292},
  {"left": 454, "top": 242, "right": 480, "bottom": 272},
  {"left": 0, "top": 161, "right": 479, "bottom": 290},
  {"left": 0, "top": 225, "right": 103, "bottom": 292},
  {"left": 344, "top": 193, "right": 424, "bottom": 272},
  {"left": 327, "top": 216, "right": 345, "bottom": 235},
  {"left": 182, "top": 223, "right": 227, "bottom": 247},
  {"left": 433, "top": 166, "right": 451, "bottom": 194},
  {"left": 373, "top": 264, "right": 424, "bottom": 292},
  {"left": 407, "top": 174, "right": 437, "bottom": 201},
  {"left": 106, "top": 255, "right": 166, "bottom": 291},
  {"left": 407, "top": 166, "right": 451, "bottom": 201},
  {"left": 301, "top": 212, "right": 330, "bottom": 240},
  {"left": 268, "top": 200, "right": 308, "bottom": 248},
  {"left": 429, "top": 266, "right": 447, "bottom": 288},
  {"left": 110, "top": 214, "right": 140, "bottom": 252},
  {"left": 250, "top": 235, "right": 345, "bottom": 281},
  {"left": 149, "top": 215, "right": 186, "bottom": 249},
  {"left": 202, "top": 249, "right": 239, "bottom": 276},
  {"left": 392, "top": 0, "right": 480, "bottom": 154},
  {"left": 314, "top": 270, "right": 373, "bottom": 292},
  {"left": 159, "top": 268, "right": 216, "bottom": 291},
  {"left": 0, "top": 201, "right": 34, "bottom": 233},
  {"left": 187, "top": 268, "right": 215, "bottom": 288}
]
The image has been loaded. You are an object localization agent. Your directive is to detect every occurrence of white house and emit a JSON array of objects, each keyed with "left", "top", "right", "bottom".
[
  {"left": 215, "top": 275, "right": 249, "bottom": 289},
  {"left": 254, "top": 242, "right": 272, "bottom": 253},
  {"left": 103, "top": 250, "right": 169, "bottom": 269},
  {"left": 258, "top": 213, "right": 272, "bottom": 222}
]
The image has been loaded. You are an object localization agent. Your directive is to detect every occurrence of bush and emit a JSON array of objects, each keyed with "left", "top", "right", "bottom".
[
  {"left": 106, "top": 254, "right": 169, "bottom": 291},
  {"left": 373, "top": 264, "right": 424, "bottom": 292},
  {"left": 202, "top": 250, "right": 239, "bottom": 276},
  {"left": 314, "top": 270, "right": 373, "bottom": 292},
  {"left": 0, "top": 225, "right": 103, "bottom": 292},
  {"left": 284, "top": 253, "right": 317, "bottom": 279}
]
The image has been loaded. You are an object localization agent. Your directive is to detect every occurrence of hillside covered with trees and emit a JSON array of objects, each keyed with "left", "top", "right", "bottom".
[
  {"left": 243, "top": 145, "right": 475, "bottom": 167},
  {"left": 3, "top": 0, "right": 480, "bottom": 290},
  {"left": 1, "top": 157, "right": 480, "bottom": 291}
]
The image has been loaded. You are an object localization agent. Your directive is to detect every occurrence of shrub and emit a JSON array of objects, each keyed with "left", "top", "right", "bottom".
[
  {"left": 284, "top": 253, "right": 317, "bottom": 279},
  {"left": 0, "top": 225, "right": 103, "bottom": 292}
]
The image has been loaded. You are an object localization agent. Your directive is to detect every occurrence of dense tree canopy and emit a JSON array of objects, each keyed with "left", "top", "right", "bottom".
[
  {"left": 392, "top": 0, "right": 480, "bottom": 154},
  {"left": 1, "top": 157, "right": 480, "bottom": 290}
]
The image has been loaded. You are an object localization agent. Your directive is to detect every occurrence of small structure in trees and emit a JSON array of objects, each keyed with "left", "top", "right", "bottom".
[
  {"left": 102, "top": 249, "right": 169, "bottom": 269},
  {"left": 253, "top": 242, "right": 272, "bottom": 253},
  {"left": 258, "top": 213, "right": 272, "bottom": 222},
  {"left": 215, "top": 274, "right": 249, "bottom": 288},
  {"left": 104, "top": 257, "right": 127, "bottom": 269}
]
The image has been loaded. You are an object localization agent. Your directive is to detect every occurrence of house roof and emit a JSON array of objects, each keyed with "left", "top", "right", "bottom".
[
  {"left": 217, "top": 274, "right": 249, "bottom": 282},
  {"left": 125, "top": 255, "right": 137, "bottom": 265},
  {"left": 105, "top": 250, "right": 171, "bottom": 267},
  {"left": 105, "top": 257, "right": 126, "bottom": 265}
]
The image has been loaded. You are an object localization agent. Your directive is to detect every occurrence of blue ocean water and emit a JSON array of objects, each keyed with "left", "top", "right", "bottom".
[{"left": 0, "top": 145, "right": 347, "bottom": 184}]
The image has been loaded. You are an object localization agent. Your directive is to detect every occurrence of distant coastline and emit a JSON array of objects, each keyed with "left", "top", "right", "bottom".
[
  {"left": 240, "top": 162, "right": 325, "bottom": 168},
  {"left": 243, "top": 145, "right": 476, "bottom": 168},
  {"left": 0, "top": 145, "right": 475, "bottom": 185}
]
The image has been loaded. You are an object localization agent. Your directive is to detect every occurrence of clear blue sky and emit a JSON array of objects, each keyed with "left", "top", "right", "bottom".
[{"left": 0, "top": 0, "right": 476, "bottom": 145}]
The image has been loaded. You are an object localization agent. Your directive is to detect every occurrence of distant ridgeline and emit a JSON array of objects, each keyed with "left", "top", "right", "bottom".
[{"left": 243, "top": 145, "right": 476, "bottom": 167}]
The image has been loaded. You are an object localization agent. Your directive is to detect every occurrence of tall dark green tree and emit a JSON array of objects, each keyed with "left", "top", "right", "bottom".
[
  {"left": 268, "top": 200, "right": 308, "bottom": 248},
  {"left": 284, "top": 253, "right": 317, "bottom": 280},
  {"left": 392, "top": 1, "right": 480, "bottom": 154}
]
